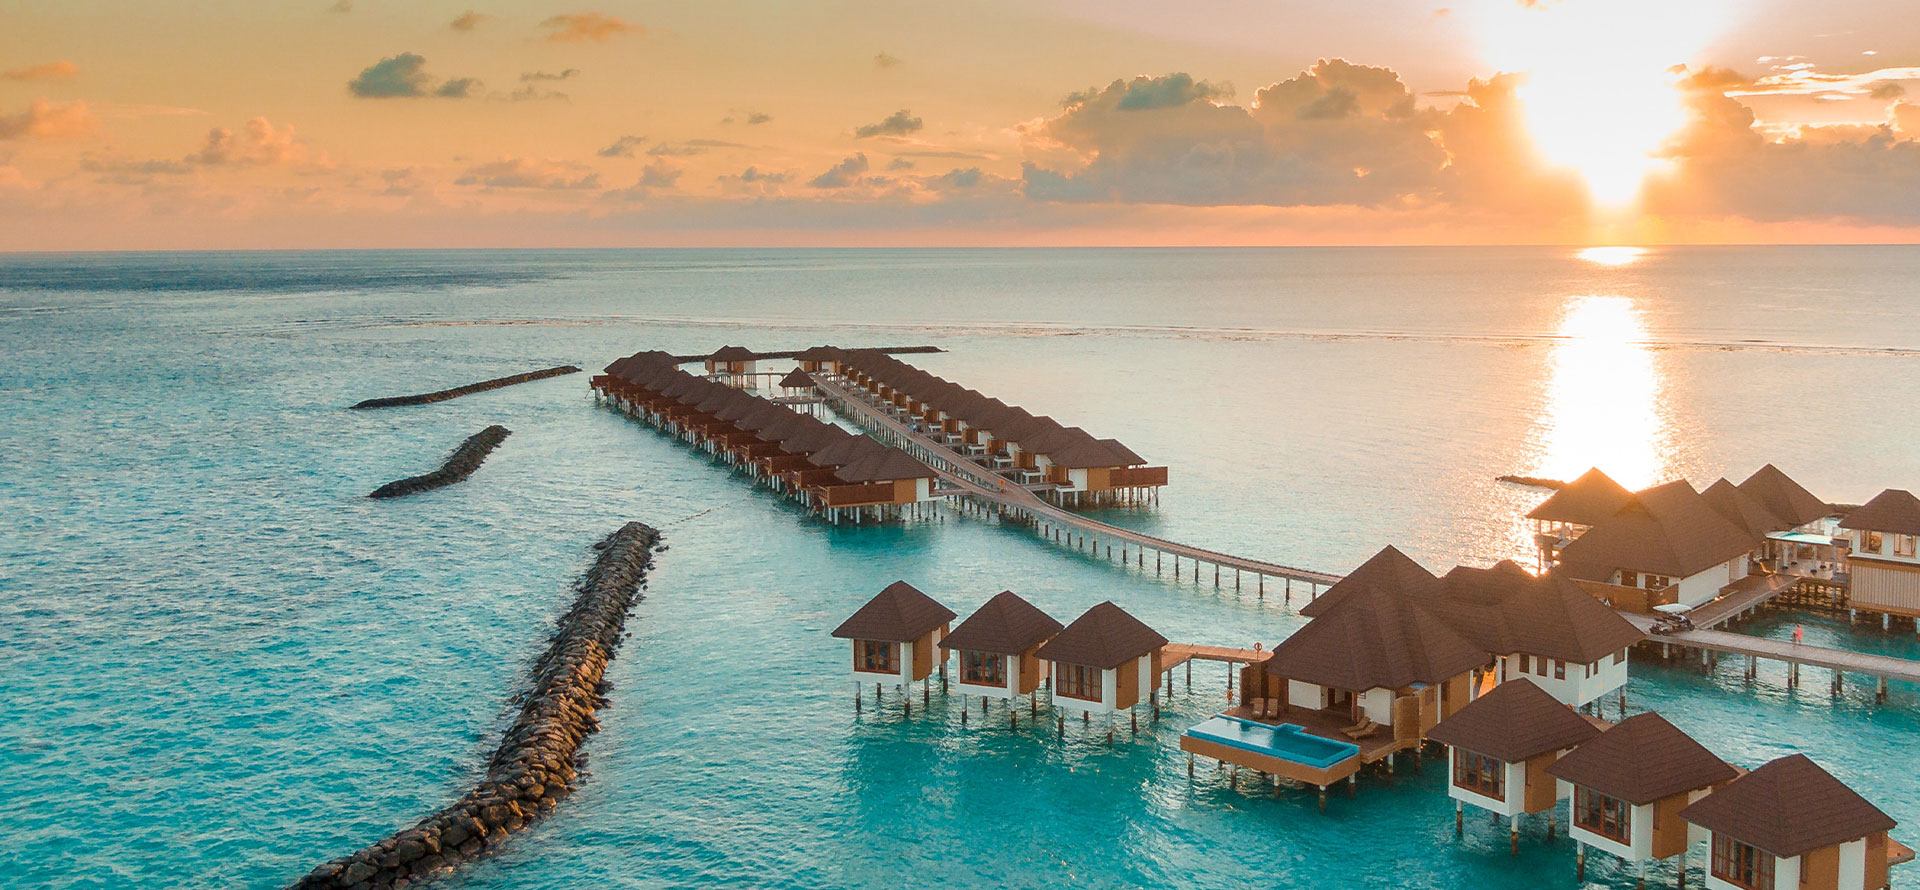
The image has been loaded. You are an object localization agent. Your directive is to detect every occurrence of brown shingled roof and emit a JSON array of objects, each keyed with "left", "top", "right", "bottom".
[
  {"left": 1427, "top": 679, "right": 1601, "bottom": 763},
  {"left": 831, "top": 448, "right": 935, "bottom": 483},
  {"left": 708, "top": 345, "right": 757, "bottom": 361},
  {"left": 1433, "top": 563, "right": 1644, "bottom": 664},
  {"left": 1679, "top": 754, "right": 1895, "bottom": 859},
  {"left": 1840, "top": 489, "right": 1920, "bottom": 536},
  {"left": 1701, "top": 478, "right": 1789, "bottom": 540},
  {"left": 778, "top": 368, "right": 816, "bottom": 389},
  {"left": 829, "top": 581, "right": 956, "bottom": 643},
  {"left": 1555, "top": 480, "right": 1757, "bottom": 582},
  {"left": 1528, "top": 468, "right": 1635, "bottom": 525},
  {"left": 1266, "top": 584, "right": 1486, "bottom": 691},
  {"left": 1035, "top": 601, "right": 1168, "bottom": 670},
  {"left": 1298, "top": 545, "right": 1439, "bottom": 619},
  {"left": 1546, "top": 712, "right": 1736, "bottom": 805},
  {"left": 1738, "top": 464, "right": 1831, "bottom": 528},
  {"left": 938, "top": 591, "right": 1064, "bottom": 656}
]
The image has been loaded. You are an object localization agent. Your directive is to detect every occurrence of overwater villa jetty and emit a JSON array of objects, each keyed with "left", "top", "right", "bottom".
[
  {"left": 937, "top": 590, "right": 1064, "bottom": 721},
  {"left": 1035, "top": 601, "right": 1168, "bottom": 735},
  {"left": 1546, "top": 712, "right": 1739, "bottom": 886},
  {"left": 1425, "top": 680, "right": 1602, "bottom": 853},
  {"left": 832, "top": 581, "right": 956, "bottom": 713},
  {"left": 1680, "top": 754, "right": 1906, "bottom": 890}
]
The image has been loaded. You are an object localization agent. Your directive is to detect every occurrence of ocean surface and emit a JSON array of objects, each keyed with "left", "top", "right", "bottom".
[{"left": 4, "top": 246, "right": 1920, "bottom": 890}]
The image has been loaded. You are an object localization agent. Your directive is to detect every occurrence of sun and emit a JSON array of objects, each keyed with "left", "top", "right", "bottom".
[{"left": 1467, "top": 0, "right": 1731, "bottom": 205}]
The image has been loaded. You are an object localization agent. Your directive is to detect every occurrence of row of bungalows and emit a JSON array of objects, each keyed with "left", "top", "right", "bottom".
[
  {"left": 1428, "top": 683, "right": 1907, "bottom": 889},
  {"left": 1532, "top": 465, "right": 1842, "bottom": 612},
  {"left": 831, "top": 582, "right": 1169, "bottom": 724},
  {"left": 816, "top": 347, "right": 1169, "bottom": 506},
  {"left": 590, "top": 350, "right": 940, "bottom": 523},
  {"left": 1181, "top": 545, "right": 1642, "bottom": 797}
]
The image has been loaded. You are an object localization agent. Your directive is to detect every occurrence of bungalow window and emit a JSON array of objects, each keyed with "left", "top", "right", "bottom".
[
  {"left": 1899, "top": 535, "right": 1917, "bottom": 558},
  {"left": 1646, "top": 575, "right": 1670, "bottom": 589},
  {"left": 1864, "top": 531, "right": 1884, "bottom": 554},
  {"left": 1620, "top": 570, "right": 1639, "bottom": 588},
  {"left": 856, "top": 640, "right": 897, "bottom": 673},
  {"left": 1711, "top": 834, "right": 1776, "bottom": 890},
  {"left": 1555, "top": 660, "right": 1566, "bottom": 681},
  {"left": 960, "top": 650, "right": 1006, "bottom": 687},
  {"left": 1452, "top": 749, "right": 1505, "bottom": 800},
  {"left": 1519, "top": 654, "right": 1533, "bottom": 674},
  {"left": 1056, "top": 663, "right": 1102, "bottom": 701},
  {"left": 1613, "top": 649, "right": 1625, "bottom": 666},
  {"left": 1574, "top": 787, "right": 1631, "bottom": 843}
]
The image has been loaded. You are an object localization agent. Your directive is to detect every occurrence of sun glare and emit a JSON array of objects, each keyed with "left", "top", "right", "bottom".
[
  {"left": 1576, "top": 246, "right": 1646, "bottom": 266},
  {"left": 1469, "top": 0, "right": 1731, "bottom": 206},
  {"left": 1534, "top": 294, "right": 1668, "bottom": 490}
]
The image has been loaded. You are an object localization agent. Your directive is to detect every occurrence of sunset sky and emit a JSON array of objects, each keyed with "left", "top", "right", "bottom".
[{"left": 4, "top": 0, "right": 1919, "bottom": 249}]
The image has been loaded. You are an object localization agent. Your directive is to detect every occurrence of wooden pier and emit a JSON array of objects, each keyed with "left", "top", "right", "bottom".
[
  {"left": 1622, "top": 613, "right": 1920, "bottom": 694},
  {"left": 813, "top": 373, "right": 1343, "bottom": 592}
]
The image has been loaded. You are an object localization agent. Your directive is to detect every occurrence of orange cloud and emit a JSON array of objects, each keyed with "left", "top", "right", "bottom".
[
  {"left": 540, "top": 12, "right": 643, "bottom": 43},
  {"left": 0, "top": 98, "right": 99, "bottom": 140},
  {"left": 4, "top": 61, "right": 79, "bottom": 82},
  {"left": 456, "top": 157, "right": 601, "bottom": 189},
  {"left": 190, "top": 117, "right": 329, "bottom": 168},
  {"left": 450, "top": 11, "right": 489, "bottom": 32}
]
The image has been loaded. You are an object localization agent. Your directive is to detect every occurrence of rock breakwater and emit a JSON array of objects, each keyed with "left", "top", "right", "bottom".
[
  {"left": 369, "top": 426, "right": 511, "bottom": 499},
  {"left": 287, "top": 521, "right": 663, "bottom": 890},
  {"left": 350, "top": 366, "right": 581, "bottom": 409}
]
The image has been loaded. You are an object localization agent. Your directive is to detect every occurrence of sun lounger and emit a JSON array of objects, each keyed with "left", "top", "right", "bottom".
[{"left": 1340, "top": 718, "right": 1379, "bottom": 740}]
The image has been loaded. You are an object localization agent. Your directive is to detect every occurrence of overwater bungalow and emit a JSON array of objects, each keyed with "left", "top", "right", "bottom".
[
  {"left": 777, "top": 367, "right": 817, "bottom": 395},
  {"left": 1839, "top": 489, "right": 1920, "bottom": 625},
  {"left": 1426, "top": 679, "right": 1602, "bottom": 851},
  {"left": 704, "top": 345, "right": 758, "bottom": 384},
  {"left": 1546, "top": 712, "right": 1739, "bottom": 885},
  {"left": 1435, "top": 561, "right": 1643, "bottom": 711},
  {"left": 1531, "top": 468, "right": 1636, "bottom": 569},
  {"left": 1555, "top": 480, "right": 1759, "bottom": 610},
  {"left": 1034, "top": 601, "right": 1167, "bottom": 718},
  {"left": 1245, "top": 581, "right": 1485, "bottom": 783},
  {"left": 1680, "top": 754, "right": 1906, "bottom": 890},
  {"left": 831, "top": 581, "right": 956, "bottom": 704},
  {"left": 793, "top": 345, "right": 845, "bottom": 375},
  {"left": 937, "top": 591, "right": 1064, "bottom": 710},
  {"left": 1740, "top": 464, "right": 1847, "bottom": 573}
]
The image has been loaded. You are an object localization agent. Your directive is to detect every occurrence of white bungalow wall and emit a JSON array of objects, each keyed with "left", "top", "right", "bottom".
[
  {"left": 1500, "top": 651, "right": 1629, "bottom": 707},
  {"left": 1562, "top": 791, "right": 1655, "bottom": 863}
]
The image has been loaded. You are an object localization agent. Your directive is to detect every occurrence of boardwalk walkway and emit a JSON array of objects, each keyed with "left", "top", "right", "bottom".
[
  {"left": 1621, "top": 613, "right": 1920, "bottom": 686},
  {"left": 813, "top": 374, "right": 1343, "bottom": 589},
  {"left": 1691, "top": 572, "right": 1801, "bottom": 628}
]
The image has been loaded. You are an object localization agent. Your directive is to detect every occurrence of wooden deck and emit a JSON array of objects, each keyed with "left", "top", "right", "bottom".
[
  {"left": 1690, "top": 572, "right": 1802, "bottom": 628},
  {"left": 813, "top": 373, "right": 1344, "bottom": 588},
  {"left": 1161, "top": 643, "right": 1271, "bottom": 674}
]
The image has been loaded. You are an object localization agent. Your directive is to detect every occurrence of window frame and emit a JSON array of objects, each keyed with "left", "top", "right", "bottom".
[
  {"left": 1555, "top": 660, "right": 1567, "bottom": 681},
  {"left": 1864, "top": 531, "right": 1885, "bottom": 554},
  {"left": 1620, "top": 570, "right": 1639, "bottom": 588},
  {"left": 1710, "top": 833, "right": 1776, "bottom": 890},
  {"left": 1574, "top": 787, "right": 1632, "bottom": 844},
  {"left": 1452, "top": 748, "right": 1506, "bottom": 801},
  {"left": 1056, "top": 663, "right": 1103, "bottom": 701},
  {"left": 1898, "top": 534, "right": 1916, "bottom": 558},
  {"left": 855, "top": 640, "right": 897, "bottom": 674},
  {"left": 960, "top": 649, "right": 1006, "bottom": 687}
]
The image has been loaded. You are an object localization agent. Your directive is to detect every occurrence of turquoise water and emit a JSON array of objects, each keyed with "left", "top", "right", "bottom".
[{"left": 4, "top": 247, "right": 1920, "bottom": 889}]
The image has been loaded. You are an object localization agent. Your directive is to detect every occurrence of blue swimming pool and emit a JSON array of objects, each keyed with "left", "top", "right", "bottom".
[{"left": 1184, "top": 716, "right": 1361, "bottom": 770}]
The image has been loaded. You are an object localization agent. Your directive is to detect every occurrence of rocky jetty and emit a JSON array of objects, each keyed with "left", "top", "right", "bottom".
[
  {"left": 288, "top": 521, "right": 663, "bottom": 890},
  {"left": 369, "top": 426, "right": 511, "bottom": 499},
  {"left": 350, "top": 365, "right": 581, "bottom": 409},
  {"left": 1495, "top": 474, "right": 1566, "bottom": 490}
]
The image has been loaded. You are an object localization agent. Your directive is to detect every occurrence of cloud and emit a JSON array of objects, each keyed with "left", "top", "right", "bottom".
[
  {"left": 508, "top": 85, "right": 570, "bottom": 102},
  {"left": 540, "top": 12, "right": 643, "bottom": 42},
  {"left": 455, "top": 157, "right": 601, "bottom": 190},
  {"left": 874, "top": 52, "right": 901, "bottom": 69},
  {"left": 854, "top": 109, "right": 923, "bottom": 139},
  {"left": 747, "top": 111, "right": 772, "bottom": 125},
  {"left": 1870, "top": 82, "right": 1907, "bottom": 101},
  {"left": 328, "top": 0, "right": 351, "bottom": 12},
  {"left": 598, "top": 135, "right": 646, "bottom": 158},
  {"left": 435, "top": 78, "right": 483, "bottom": 98},
  {"left": 450, "top": 11, "right": 489, "bottom": 31},
  {"left": 934, "top": 167, "right": 983, "bottom": 189},
  {"left": 808, "top": 153, "right": 869, "bottom": 188},
  {"left": 736, "top": 166, "right": 787, "bottom": 183},
  {"left": 521, "top": 69, "right": 581, "bottom": 82},
  {"left": 0, "top": 99, "right": 99, "bottom": 141},
  {"left": 3, "top": 61, "right": 79, "bottom": 82},
  {"left": 347, "top": 54, "right": 431, "bottom": 98},
  {"left": 189, "top": 117, "right": 327, "bottom": 167},
  {"left": 347, "top": 53, "right": 478, "bottom": 99},
  {"left": 640, "top": 159, "right": 681, "bottom": 188},
  {"left": 886, "top": 157, "right": 915, "bottom": 171},
  {"left": 1899, "top": 102, "right": 1920, "bottom": 137}
]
